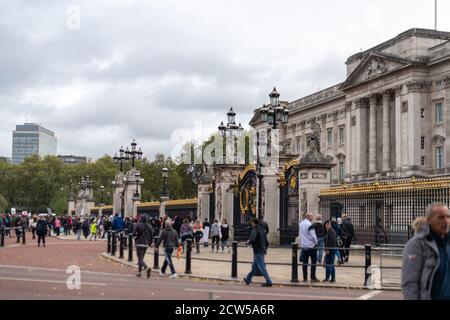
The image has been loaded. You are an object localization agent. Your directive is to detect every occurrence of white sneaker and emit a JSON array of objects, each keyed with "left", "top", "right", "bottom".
[
  {"left": 159, "top": 270, "right": 164, "bottom": 277},
  {"left": 169, "top": 273, "right": 177, "bottom": 279}
]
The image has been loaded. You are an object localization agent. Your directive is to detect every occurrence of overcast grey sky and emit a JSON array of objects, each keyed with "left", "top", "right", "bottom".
[{"left": 1, "top": 0, "right": 449, "bottom": 161}]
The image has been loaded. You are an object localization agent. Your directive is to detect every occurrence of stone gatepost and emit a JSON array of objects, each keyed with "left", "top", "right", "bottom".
[
  {"left": 298, "top": 123, "right": 335, "bottom": 218},
  {"left": 214, "top": 164, "right": 245, "bottom": 226},
  {"left": 123, "top": 168, "right": 144, "bottom": 218},
  {"left": 263, "top": 174, "right": 280, "bottom": 246},
  {"left": 112, "top": 173, "right": 125, "bottom": 216}
]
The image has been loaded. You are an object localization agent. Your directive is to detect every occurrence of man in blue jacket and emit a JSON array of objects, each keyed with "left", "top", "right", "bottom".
[{"left": 111, "top": 213, "right": 125, "bottom": 232}]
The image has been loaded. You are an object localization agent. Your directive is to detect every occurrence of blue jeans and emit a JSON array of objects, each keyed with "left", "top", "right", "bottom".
[
  {"left": 317, "top": 237, "right": 324, "bottom": 263},
  {"left": 161, "top": 247, "right": 176, "bottom": 275},
  {"left": 221, "top": 239, "right": 227, "bottom": 251},
  {"left": 245, "top": 253, "right": 272, "bottom": 285},
  {"left": 325, "top": 250, "right": 336, "bottom": 280}
]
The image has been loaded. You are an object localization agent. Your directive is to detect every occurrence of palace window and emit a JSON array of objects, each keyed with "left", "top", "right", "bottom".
[
  {"left": 421, "top": 137, "right": 425, "bottom": 150},
  {"left": 339, "top": 161, "right": 345, "bottom": 180},
  {"left": 339, "top": 126, "right": 345, "bottom": 145},
  {"left": 435, "top": 102, "right": 443, "bottom": 124},
  {"left": 421, "top": 156, "right": 425, "bottom": 166},
  {"left": 296, "top": 137, "right": 301, "bottom": 154},
  {"left": 421, "top": 108, "right": 425, "bottom": 119},
  {"left": 327, "top": 129, "right": 333, "bottom": 147},
  {"left": 435, "top": 146, "right": 444, "bottom": 169}
]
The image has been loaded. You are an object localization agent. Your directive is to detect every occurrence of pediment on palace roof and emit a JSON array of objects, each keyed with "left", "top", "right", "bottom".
[{"left": 340, "top": 52, "right": 416, "bottom": 90}]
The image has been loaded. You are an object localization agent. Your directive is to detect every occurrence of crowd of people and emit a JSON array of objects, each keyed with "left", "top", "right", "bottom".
[{"left": 298, "top": 213, "right": 355, "bottom": 283}]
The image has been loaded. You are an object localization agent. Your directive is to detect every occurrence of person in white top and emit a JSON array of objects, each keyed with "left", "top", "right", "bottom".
[{"left": 299, "top": 213, "right": 319, "bottom": 282}]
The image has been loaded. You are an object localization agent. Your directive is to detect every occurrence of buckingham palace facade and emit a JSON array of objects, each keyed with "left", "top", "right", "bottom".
[
  {"left": 241, "top": 28, "right": 450, "bottom": 245},
  {"left": 252, "top": 28, "right": 450, "bottom": 184}
]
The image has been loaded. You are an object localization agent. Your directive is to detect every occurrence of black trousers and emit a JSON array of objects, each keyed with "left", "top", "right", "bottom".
[
  {"left": 342, "top": 237, "right": 352, "bottom": 259},
  {"left": 37, "top": 235, "right": 46, "bottom": 246},
  {"left": 211, "top": 236, "right": 220, "bottom": 251},
  {"left": 300, "top": 248, "right": 318, "bottom": 280},
  {"left": 136, "top": 246, "right": 148, "bottom": 272}
]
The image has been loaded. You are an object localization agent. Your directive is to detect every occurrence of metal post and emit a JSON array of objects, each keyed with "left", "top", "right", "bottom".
[
  {"left": 291, "top": 242, "right": 299, "bottom": 283},
  {"left": 185, "top": 239, "right": 192, "bottom": 274},
  {"left": 119, "top": 232, "right": 124, "bottom": 259},
  {"left": 128, "top": 233, "right": 133, "bottom": 262},
  {"left": 231, "top": 241, "right": 238, "bottom": 278},
  {"left": 107, "top": 231, "right": 111, "bottom": 254},
  {"left": 22, "top": 225, "right": 26, "bottom": 245},
  {"left": 1, "top": 227, "right": 5, "bottom": 247},
  {"left": 111, "top": 231, "right": 117, "bottom": 256},
  {"left": 153, "top": 236, "right": 159, "bottom": 269},
  {"left": 364, "top": 244, "right": 372, "bottom": 286}
]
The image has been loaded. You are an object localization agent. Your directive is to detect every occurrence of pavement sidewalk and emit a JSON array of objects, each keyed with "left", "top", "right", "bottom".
[{"left": 101, "top": 243, "right": 402, "bottom": 291}]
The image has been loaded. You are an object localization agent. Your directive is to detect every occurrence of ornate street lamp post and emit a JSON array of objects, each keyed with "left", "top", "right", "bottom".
[
  {"left": 124, "top": 139, "right": 143, "bottom": 168},
  {"left": 99, "top": 185, "right": 105, "bottom": 207},
  {"left": 113, "top": 146, "right": 127, "bottom": 172},
  {"left": 256, "top": 87, "right": 289, "bottom": 218},
  {"left": 218, "top": 107, "right": 244, "bottom": 164},
  {"left": 133, "top": 171, "right": 141, "bottom": 201},
  {"left": 161, "top": 167, "right": 169, "bottom": 199}
]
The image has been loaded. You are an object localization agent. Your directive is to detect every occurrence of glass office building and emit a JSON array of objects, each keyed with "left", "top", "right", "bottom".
[{"left": 12, "top": 123, "right": 57, "bottom": 164}]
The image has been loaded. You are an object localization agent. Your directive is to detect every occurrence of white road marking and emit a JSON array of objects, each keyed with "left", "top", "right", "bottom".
[
  {"left": 0, "top": 264, "right": 135, "bottom": 278},
  {"left": 357, "top": 290, "right": 383, "bottom": 300},
  {"left": 0, "top": 276, "right": 107, "bottom": 286},
  {"left": 185, "top": 288, "right": 356, "bottom": 300}
]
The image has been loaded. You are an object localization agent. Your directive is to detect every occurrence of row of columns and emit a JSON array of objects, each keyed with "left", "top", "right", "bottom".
[{"left": 346, "top": 82, "right": 430, "bottom": 179}]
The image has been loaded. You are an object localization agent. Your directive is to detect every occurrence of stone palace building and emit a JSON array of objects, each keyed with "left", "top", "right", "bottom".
[
  {"left": 252, "top": 28, "right": 450, "bottom": 183},
  {"left": 200, "top": 28, "right": 450, "bottom": 246}
]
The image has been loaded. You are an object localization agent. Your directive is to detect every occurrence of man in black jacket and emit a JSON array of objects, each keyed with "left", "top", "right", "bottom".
[
  {"left": 133, "top": 215, "right": 153, "bottom": 278},
  {"left": 243, "top": 218, "right": 272, "bottom": 287},
  {"left": 341, "top": 214, "right": 355, "bottom": 262}
]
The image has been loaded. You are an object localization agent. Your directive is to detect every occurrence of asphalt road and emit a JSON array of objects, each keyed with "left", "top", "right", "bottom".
[{"left": 0, "top": 234, "right": 403, "bottom": 300}]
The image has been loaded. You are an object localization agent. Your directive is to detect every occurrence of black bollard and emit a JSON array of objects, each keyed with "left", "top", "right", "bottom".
[
  {"left": 231, "top": 241, "right": 238, "bottom": 278},
  {"left": 153, "top": 236, "right": 159, "bottom": 269},
  {"left": 364, "top": 244, "right": 372, "bottom": 286},
  {"left": 1, "top": 227, "right": 4, "bottom": 247},
  {"left": 291, "top": 242, "right": 299, "bottom": 283},
  {"left": 119, "top": 233, "right": 124, "bottom": 259},
  {"left": 111, "top": 232, "right": 117, "bottom": 256},
  {"left": 22, "top": 226, "right": 26, "bottom": 245},
  {"left": 128, "top": 233, "right": 133, "bottom": 262},
  {"left": 107, "top": 231, "right": 111, "bottom": 254},
  {"left": 185, "top": 239, "right": 192, "bottom": 274}
]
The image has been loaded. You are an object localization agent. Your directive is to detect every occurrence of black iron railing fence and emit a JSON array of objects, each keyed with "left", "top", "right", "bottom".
[
  {"left": 319, "top": 176, "right": 450, "bottom": 245},
  {"left": 105, "top": 231, "right": 403, "bottom": 288}
]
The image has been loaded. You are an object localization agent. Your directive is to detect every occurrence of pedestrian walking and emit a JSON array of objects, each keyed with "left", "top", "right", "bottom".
[
  {"left": 243, "top": 218, "right": 272, "bottom": 287},
  {"left": 133, "top": 215, "right": 153, "bottom": 278},
  {"left": 82, "top": 218, "right": 90, "bottom": 239},
  {"left": 193, "top": 220, "right": 203, "bottom": 253},
  {"left": 220, "top": 219, "right": 230, "bottom": 253},
  {"left": 402, "top": 203, "right": 450, "bottom": 300},
  {"left": 31, "top": 215, "right": 38, "bottom": 240},
  {"left": 36, "top": 216, "right": 48, "bottom": 247},
  {"left": 180, "top": 218, "right": 193, "bottom": 254},
  {"left": 203, "top": 218, "right": 210, "bottom": 247},
  {"left": 323, "top": 220, "right": 337, "bottom": 283},
  {"left": 341, "top": 214, "right": 355, "bottom": 262},
  {"left": 156, "top": 220, "right": 178, "bottom": 278},
  {"left": 89, "top": 220, "right": 98, "bottom": 241},
  {"left": 54, "top": 217, "right": 61, "bottom": 237},
  {"left": 299, "top": 213, "right": 319, "bottom": 282},
  {"left": 210, "top": 219, "right": 220, "bottom": 253}
]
